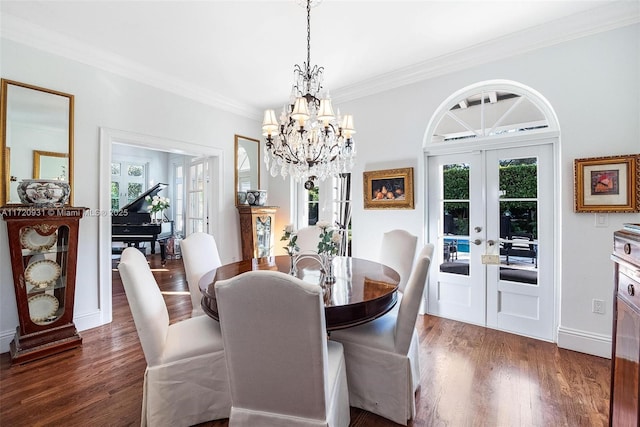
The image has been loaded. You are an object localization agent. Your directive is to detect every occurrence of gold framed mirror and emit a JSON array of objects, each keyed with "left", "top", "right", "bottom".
[
  {"left": 234, "top": 134, "right": 260, "bottom": 205},
  {"left": 1, "top": 79, "right": 74, "bottom": 205}
]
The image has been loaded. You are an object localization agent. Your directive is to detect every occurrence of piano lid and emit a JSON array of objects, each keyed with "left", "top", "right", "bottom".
[{"left": 120, "top": 183, "right": 168, "bottom": 213}]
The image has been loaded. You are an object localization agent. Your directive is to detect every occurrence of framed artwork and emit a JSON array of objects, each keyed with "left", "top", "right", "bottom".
[
  {"left": 363, "top": 167, "right": 414, "bottom": 209},
  {"left": 574, "top": 154, "right": 640, "bottom": 213}
]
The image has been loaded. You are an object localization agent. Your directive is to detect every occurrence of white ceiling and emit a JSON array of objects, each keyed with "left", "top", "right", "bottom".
[{"left": 1, "top": 1, "right": 638, "bottom": 118}]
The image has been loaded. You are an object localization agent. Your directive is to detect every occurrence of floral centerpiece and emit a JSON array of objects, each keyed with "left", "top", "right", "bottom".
[
  {"left": 146, "top": 195, "right": 170, "bottom": 223},
  {"left": 281, "top": 224, "right": 299, "bottom": 256},
  {"left": 316, "top": 221, "right": 341, "bottom": 256}
]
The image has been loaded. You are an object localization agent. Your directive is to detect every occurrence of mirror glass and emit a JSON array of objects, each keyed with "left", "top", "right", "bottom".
[
  {"left": 1, "top": 79, "right": 74, "bottom": 205},
  {"left": 234, "top": 134, "right": 260, "bottom": 205}
]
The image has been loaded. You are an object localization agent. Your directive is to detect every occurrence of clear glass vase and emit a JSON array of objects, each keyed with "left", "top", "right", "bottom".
[
  {"left": 289, "top": 254, "right": 296, "bottom": 275},
  {"left": 323, "top": 254, "right": 335, "bottom": 284}
]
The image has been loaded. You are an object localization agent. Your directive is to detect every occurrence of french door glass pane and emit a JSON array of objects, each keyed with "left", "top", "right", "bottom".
[
  {"left": 498, "top": 157, "right": 538, "bottom": 284},
  {"left": 441, "top": 163, "right": 470, "bottom": 276},
  {"left": 191, "top": 163, "right": 204, "bottom": 191},
  {"left": 189, "top": 192, "right": 204, "bottom": 218},
  {"left": 188, "top": 219, "right": 204, "bottom": 233},
  {"left": 174, "top": 165, "right": 184, "bottom": 234}
]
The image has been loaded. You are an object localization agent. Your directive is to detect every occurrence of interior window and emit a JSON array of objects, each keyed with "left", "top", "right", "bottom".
[
  {"left": 334, "top": 173, "right": 352, "bottom": 256},
  {"left": 307, "top": 185, "right": 319, "bottom": 226},
  {"left": 111, "top": 160, "right": 146, "bottom": 210}
]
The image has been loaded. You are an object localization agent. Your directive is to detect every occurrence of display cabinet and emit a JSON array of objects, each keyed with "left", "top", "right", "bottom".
[
  {"left": 610, "top": 225, "right": 640, "bottom": 426},
  {"left": 1, "top": 206, "right": 87, "bottom": 364},
  {"left": 237, "top": 205, "right": 277, "bottom": 260}
]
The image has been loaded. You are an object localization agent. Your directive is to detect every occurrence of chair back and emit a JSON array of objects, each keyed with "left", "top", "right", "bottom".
[
  {"left": 118, "top": 247, "right": 169, "bottom": 366},
  {"left": 295, "top": 225, "right": 322, "bottom": 253},
  {"left": 380, "top": 229, "right": 418, "bottom": 292},
  {"left": 181, "top": 232, "right": 222, "bottom": 315},
  {"left": 394, "top": 243, "right": 434, "bottom": 354},
  {"left": 215, "top": 270, "right": 330, "bottom": 420}
]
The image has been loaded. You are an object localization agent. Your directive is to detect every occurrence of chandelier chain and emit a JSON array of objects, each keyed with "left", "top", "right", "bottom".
[{"left": 306, "top": 0, "right": 311, "bottom": 76}]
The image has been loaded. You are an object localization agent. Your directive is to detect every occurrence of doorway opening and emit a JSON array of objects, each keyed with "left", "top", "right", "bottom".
[{"left": 97, "top": 128, "right": 223, "bottom": 326}]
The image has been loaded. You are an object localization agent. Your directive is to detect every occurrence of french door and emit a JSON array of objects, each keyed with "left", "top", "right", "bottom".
[
  {"left": 427, "top": 144, "right": 554, "bottom": 341},
  {"left": 185, "top": 157, "right": 210, "bottom": 234}
]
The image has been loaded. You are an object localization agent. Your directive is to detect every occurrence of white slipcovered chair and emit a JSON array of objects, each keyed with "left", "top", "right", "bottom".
[
  {"left": 181, "top": 232, "right": 222, "bottom": 317},
  {"left": 295, "top": 225, "right": 322, "bottom": 253},
  {"left": 329, "top": 243, "right": 434, "bottom": 426},
  {"left": 215, "top": 270, "right": 350, "bottom": 427},
  {"left": 117, "top": 247, "right": 231, "bottom": 426},
  {"left": 380, "top": 229, "right": 418, "bottom": 293}
]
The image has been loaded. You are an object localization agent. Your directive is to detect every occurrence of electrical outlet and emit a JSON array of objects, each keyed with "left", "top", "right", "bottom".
[{"left": 592, "top": 299, "right": 605, "bottom": 314}]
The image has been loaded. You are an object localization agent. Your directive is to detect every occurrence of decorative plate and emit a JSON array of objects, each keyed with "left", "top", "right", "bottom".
[
  {"left": 28, "top": 294, "right": 59, "bottom": 324},
  {"left": 20, "top": 227, "right": 58, "bottom": 251},
  {"left": 25, "top": 259, "right": 61, "bottom": 288}
]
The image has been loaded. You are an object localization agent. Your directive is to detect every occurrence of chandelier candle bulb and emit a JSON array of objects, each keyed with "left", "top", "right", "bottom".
[
  {"left": 291, "top": 98, "right": 309, "bottom": 122},
  {"left": 317, "top": 99, "right": 335, "bottom": 123},
  {"left": 342, "top": 115, "right": 355, "bottom": 134},
  {"left": 262, "top": 110, "right": 279, "bottom": 136}
]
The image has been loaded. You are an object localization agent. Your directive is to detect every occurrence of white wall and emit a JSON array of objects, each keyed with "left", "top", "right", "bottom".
[
  {"left": 336, "top": 24, "right": 639, "bottom": 357},
  {"left": 0, "top": 39, "right": 262, "bottom": 353}
]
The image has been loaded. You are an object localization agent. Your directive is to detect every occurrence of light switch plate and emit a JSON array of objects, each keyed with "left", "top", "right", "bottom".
[
  {"left": 481, "top": 254, "right": 500, "bottom": 265},
  {"left": 595, "top": 213, "right": 609, "bottom": 228}
]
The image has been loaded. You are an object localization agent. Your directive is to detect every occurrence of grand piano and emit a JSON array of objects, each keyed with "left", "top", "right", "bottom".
[{"left": 112, "top": 183, "right": 174, "bottom": 265}]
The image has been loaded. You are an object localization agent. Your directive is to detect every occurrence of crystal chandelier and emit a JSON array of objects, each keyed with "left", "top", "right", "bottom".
[{"left": 262, "top": 0, "right": 356, "bottom": 190}]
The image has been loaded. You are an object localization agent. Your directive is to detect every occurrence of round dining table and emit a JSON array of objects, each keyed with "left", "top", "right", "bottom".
[{"left": 199, "top": 255, "right": 400, "bottom": 331}]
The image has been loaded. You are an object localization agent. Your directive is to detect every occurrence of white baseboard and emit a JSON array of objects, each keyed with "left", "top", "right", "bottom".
[
  {"left": 74, "top": 309, "right": 112, "bottom": 332},
  {"left": 0, "top": 309, "right": 111, "bottom": 355},
  {"left": 0, "top": 328, "right": 16, "bottom": 354},
  {"left": 557, "top": 326, "right": 612, "bottom": 359}
]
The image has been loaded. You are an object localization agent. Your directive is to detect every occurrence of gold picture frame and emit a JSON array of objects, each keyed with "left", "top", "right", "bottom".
[
  {"left": 574, "top": 154, "right": 640, "bottom": 213},
  {"left": 364, "top": 167, "right": 414, "bottom": 209}
]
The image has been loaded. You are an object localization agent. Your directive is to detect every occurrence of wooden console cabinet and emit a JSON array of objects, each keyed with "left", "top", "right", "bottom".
[
  {"left": 610, "top": 226, "right": 640, "bottom": 426},
  {"left": 1, "top": 206, "right": 87, "bottom": 364},
  {"left": 237, "top": 205, "right": 277, "bottom": 260}
]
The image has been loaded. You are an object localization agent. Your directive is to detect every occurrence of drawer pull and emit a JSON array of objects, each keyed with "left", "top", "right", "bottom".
[
  {"left": 628, "top": 284, "right": 635, "bottom": 297},
  {"left": 624, "top": 243, "right": 632, "bottom": 254}
]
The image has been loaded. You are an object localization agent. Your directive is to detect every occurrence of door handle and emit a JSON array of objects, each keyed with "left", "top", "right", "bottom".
[{"left": 472, "top": 239, "right": 482, "bottom": 246}]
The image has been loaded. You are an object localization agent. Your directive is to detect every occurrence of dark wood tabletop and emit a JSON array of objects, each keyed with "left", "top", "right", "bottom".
[{"left": 199, "top": 255, "right": 400, "bottom": 331}]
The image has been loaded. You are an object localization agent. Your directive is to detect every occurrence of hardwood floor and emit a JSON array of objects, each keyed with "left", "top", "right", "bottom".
[{"left": 1, "top": 255, "right": 611, "bottom": 426}]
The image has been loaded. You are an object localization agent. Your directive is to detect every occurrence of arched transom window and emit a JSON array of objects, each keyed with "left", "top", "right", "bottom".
[{"left": 426, "top": 80, "right": 559, "bottom": 146}]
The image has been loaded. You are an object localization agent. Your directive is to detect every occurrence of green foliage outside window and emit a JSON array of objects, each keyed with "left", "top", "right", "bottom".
[
  {"left": 443, "top": 163, "right": 538, "bottom": 236},
  {"left": 308, "top": 186, "right": 319, "bottom": 225}
]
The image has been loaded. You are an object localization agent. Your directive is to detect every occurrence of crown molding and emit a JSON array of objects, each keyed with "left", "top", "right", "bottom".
[
  {"left": 332, "top": 1, "right": 640, "bottom": 105},
  {"left": 0, "top": 15, "right": 262, "bottom": 120},
  {"left": 2, "top": 2, "right": 637, "bottom": 116}
]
